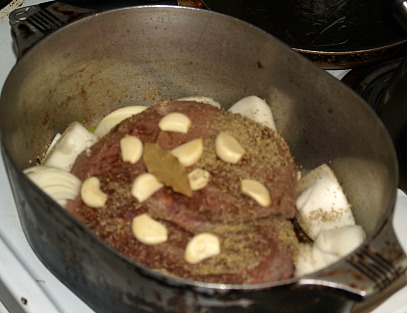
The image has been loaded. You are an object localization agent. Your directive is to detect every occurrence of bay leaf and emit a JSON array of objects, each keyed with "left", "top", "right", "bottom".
[{"left": 143, "top": 142, "right": 192, "bottom": 197}]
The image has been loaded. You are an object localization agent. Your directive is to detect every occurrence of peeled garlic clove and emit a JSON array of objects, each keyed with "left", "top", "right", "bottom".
[
  {"left": 132, "top": 213, "right": 168, "bottom": 245},
  {"left": 240, "top": 179, "right": 271, "bottom": 207},
  {"left": 215, "top": 132, "right": 245, "bottom": 163},
  {"left": 185, "top": 233, "right": 220, "bottom": 264},
  {"left": 131, "top": 173, "right": 163, "bottom": 202},
  {"left": 176, "top": 96, "right": 221, "bottom": 108},
  {"left": 120, "top": 135, "right": 143, "bottom": 164},
  {"left": 296, "top": 164, "right": 355, "bottom": 240},
  {"left": 81, "top": 177, "right": 107, "bottom": 208},
  {"left": 24, "top": 165, "right": 81, "bottom": 207},
  {"left": 228, "top": 95, "right": 276, "bottom": 131},
  {"left": 314, "top": 225, "right": 366, "bottom": 257},
  {"left": 171, "top": 138, "right": 203, "bottom": 167},
  {"left": 94, "top": 106, "right": 147, "bottom": 138},
  {"left": 294, "top": 243, "right": 339, "bottom": 277},
  {"left": 159, "top": 112, "right": 191, "bottom": 133},
  {"left": 42, "top": 122, "right": 97, "bottom": 171},
  {"left": 188, "top": 168, "right": 210, "bottom": 191}
]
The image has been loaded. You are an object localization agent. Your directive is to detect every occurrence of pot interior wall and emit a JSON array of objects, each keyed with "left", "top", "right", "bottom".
[{"left": 0, "top": 6, "right": 397, "bottom": 241}]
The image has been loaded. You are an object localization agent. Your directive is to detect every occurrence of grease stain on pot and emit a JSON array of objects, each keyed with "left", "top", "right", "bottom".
[{"left": 17, "top": 23, "right": 35, "bottom": 39}]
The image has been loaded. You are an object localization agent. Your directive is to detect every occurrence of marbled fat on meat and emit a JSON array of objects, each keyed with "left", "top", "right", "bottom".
[{"left": 67, "top": 101, "right": 299, "bottom": 284}]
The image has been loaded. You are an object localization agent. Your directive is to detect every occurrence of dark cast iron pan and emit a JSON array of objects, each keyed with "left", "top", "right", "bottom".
[
  {"left": 201, "top": 0, "right": 407, "bottom": 69},
  {"left": 18, "top": 0, "right": 407, "bottom": 69}
]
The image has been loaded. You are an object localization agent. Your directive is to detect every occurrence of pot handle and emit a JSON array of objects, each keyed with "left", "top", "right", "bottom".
[
  {"left": 298, "top": 217, "right": 407, "bottom": 300},
  {"left": 9, "top": 1, "right": 96, "bottom": 59},
  {"left": 8, "top": 0, "right": 178, "bottom": 59}
]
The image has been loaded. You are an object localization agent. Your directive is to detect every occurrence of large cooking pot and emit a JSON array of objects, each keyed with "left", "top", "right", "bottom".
[{"left": 0, "top": 4, "right": 406, "bottom": 313}]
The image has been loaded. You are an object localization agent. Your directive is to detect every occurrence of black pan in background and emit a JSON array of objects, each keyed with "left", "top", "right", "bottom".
[
  {"left": 201, "top": 0, "right": 407, "bottom": 68},
  {"left": 0, "top": 0, "right": 12, "bottom": 10}
]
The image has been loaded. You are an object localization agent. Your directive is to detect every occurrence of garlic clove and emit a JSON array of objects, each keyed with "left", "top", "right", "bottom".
[
  {"left": 132, "top": 213, "right": 168, "bottom": 245},
  {"left": 240, "top": 179, "right": 271, "bottom": 207},
  {"left": 296, "top": 164, "right": 355, "bottom": 240},
  {"left": 228, "top": 95, "right": 276, "bottom": 131},
  {"left": 188, "top": 168, "right": 210, "bottom": 191},
  {"left": 120, "top": 135, "right": 143, "bottom": 164},
  {"left": 314, "top": 225, "right": 366, "bottom": 257},
  {"left": 131, "top": 173, "right": 163, "bottom": 202},
  {"left": 24, "top": 165, "right": 81, "bottom": 207},
  {"left": 81, "top": 176, "right": 108, "bottom": 208},
  {"left": 42, "top": 122, "right": 97, "bottom": 171},
  {"left": 158, "top": 112, "right": 191, "bottom": 133},
  {"left": 215, "top": 132, "right": 245, "bottom": 163},
  {"left": 176, "top": 96, "right": 221, "bottom": 108},
  {"left": 171, "top": 138, "right": 203, "bottom": 167},
  {"left": 94, "top": 106, "right": 148, "bottom": 138},
  {"left": 185, "top": 233, "right": 220, "bottom": 264}
]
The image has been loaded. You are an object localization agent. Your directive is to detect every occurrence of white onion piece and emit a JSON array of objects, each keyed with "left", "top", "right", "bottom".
[
  {"left": 228, "top": 95, "right": 276, "bottom": 130},
  {"left": 314, "top": 225, "right": 366, "bottom": 257},
  {"left": 176, "top": 96, "right": 221, "bottom": 108},
  {"left": 296, "top": 164, "right": 355, "bottom": 240},
  {"left": 42, "top": 122, "right": 97, "bottom": 171},
  {"left": 45, "top": 133, "right": 61, "bottom": 157},
  {"left": 295, "top": 244, "right": 339, "bottom": 277},
  {"left": 94, "top": 106, "right": 147, "bottom": 138},
  {"left": 24, "top": 165, "right": 81, "bottom": 207}
]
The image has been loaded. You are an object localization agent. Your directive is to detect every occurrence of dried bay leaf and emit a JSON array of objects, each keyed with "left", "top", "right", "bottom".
[{"left": 143, "top": 142, "right": 192, "bottom": 197}]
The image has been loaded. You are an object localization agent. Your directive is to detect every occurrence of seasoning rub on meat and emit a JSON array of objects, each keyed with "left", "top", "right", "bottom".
[{"left": 65, "top": 100, "right": 300, "bottom": 284}]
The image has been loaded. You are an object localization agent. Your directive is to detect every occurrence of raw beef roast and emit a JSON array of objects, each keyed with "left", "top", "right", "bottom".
[{"left": 67, "top": 101, "right": 299, "bottom": 284}]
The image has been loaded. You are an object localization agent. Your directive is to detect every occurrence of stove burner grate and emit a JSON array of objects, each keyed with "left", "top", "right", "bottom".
[
  {"left": 341, "top": 59, "right": 403, "bottom": 115},
  {"left": 342, "top": 58, "right": 407, "bottom": 192}
]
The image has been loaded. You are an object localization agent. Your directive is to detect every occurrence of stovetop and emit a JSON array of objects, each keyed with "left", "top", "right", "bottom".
[{"left": 0, "top": 1, "right": 407, "bottom": 313}]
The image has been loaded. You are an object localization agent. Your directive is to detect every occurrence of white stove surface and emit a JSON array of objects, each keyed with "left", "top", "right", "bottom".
[{"left": 0, "top": 2, "right": 407, "bottom": 312}]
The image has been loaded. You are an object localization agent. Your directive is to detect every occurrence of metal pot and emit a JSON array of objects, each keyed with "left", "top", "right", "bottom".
[{"left": 0, "top": 4, "right": 405, "bottom": 313}]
